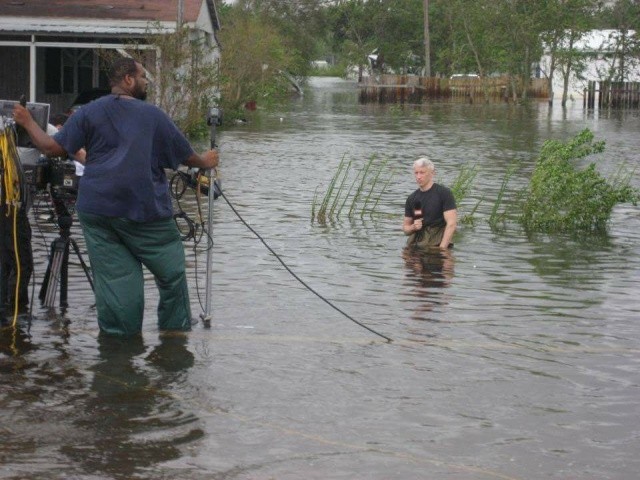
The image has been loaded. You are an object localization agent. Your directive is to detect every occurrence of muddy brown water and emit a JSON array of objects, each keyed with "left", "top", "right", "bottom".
[{"left": 1, "top": 77, "right": 639, "bottom": 479}]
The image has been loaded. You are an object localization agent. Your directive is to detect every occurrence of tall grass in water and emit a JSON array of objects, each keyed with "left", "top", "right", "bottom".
[
  {"left": 313, "top": 154, "right": 395, "bottom": 223},
  {"left": 488, "top": 162, "right": 519, "bottom": 229},
  {"left": 313, "top": 154, "right": 349, "bottom": 223},
  {"left": 450, "top": 164, "right": 480, "bottom": 224},
  {"left": 314, "top": 156, "right": 477, "bottom": 224}
]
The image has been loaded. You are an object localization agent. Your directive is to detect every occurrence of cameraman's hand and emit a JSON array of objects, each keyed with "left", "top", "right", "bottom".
[
  {"left": 185, "top": 149, "right": 219, "bottom": 170},
  {"left": 12, "top": 103, "right": 34, "bottom": 128},
  {"left": 201, "top": 149, "right": 219, "bottom": 169},
  {"left": 11, "top": 103, "right": 67, "bottom": 157}
]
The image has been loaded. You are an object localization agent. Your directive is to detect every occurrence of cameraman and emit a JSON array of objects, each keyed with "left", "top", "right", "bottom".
[
  {"left": 13, "top": 57, "right": 219, "bottom": 336},
  {"left": 1, "top": 120, "right": 38, "bottom": 319},
  {"left": 0, "top": 193, "right": 33, "bottom": 319}
]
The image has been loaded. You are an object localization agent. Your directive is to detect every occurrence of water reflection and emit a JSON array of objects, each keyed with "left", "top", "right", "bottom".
[
  {"left": 402, "top": 247, "right": 454, "bottom": 324},
  {"left": 526, "top": 232, "right": 613, "bottom": 288},
  {"left": 60, "top": 334, "right": 200, "bottom": 478},
  {"left": 0, "top": 321, "right": 35, "bottom": 360}
]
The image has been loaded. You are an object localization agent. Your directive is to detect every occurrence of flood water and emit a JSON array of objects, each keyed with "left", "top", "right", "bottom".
[{"left": 2, "top": 77, "right": 639, "bottom": 479}]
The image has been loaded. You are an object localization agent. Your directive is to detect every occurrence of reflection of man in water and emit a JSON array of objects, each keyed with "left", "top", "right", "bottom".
[
  {"left": 61, "top": 334, "right": 198, "bottom": 476},
  {"left": 402, "top": 247, "right": 455, "bottom": 323},
  {"left": 402, "top": 157, "right": 457, "bottom": 249},
  {"left": 403, "top": 248, "right": 454, "bottom": 288}
]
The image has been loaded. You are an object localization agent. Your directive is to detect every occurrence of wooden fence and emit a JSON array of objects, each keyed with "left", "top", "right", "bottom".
[
  {"left": 358, "top": 74, "right": 549, "bottom": 104},
  {"left": 584, "top": 81, "right": 640, "bottom": 109}
]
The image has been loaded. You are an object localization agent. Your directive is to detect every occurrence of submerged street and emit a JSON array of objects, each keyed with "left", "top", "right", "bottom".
[{"left": 1, "top": 77, "right": 639, "bottom": 479}]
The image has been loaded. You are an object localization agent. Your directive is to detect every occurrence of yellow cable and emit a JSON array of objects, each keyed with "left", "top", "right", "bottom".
[
  {"left": 1, "top": 130, "right": 20, "bottom": 208},
  {"left": 0, "top": 127, "right": 23, "bottom": 326},
  {"left": 11, "top": 205, "right": 20, "bottom": 327}
]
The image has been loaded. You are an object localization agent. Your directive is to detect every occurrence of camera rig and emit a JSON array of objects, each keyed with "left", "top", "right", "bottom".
[
  {"left": 1, "top": 100, "right": 87, "bottom": 313},
  {"left": 9, "top": 149, "right": 88, "bottom": 309},
  {"left": 23, "top": 153, "right": 79, "bottom": 201}
]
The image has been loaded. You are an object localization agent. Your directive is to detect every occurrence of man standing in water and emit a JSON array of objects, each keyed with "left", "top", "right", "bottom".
[
  {"left": 13, "top": 57, "right": 219, "bottom": 336},
  {"left": 402, "top": 157, "right": 457, "bottom": 249}
]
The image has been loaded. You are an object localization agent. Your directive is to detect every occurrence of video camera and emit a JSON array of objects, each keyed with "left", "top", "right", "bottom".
[
  {"left": 16, "top": 148, "right": 79, "bottom": 227},
  {"left": 22, "top": 152, "right": 79, "bottom": 199},
  {"left": 0, "top": 99, "right": 79, "bottom": 200}
]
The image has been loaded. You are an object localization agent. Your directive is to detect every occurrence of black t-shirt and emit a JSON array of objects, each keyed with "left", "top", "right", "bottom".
[{"left": 404, "top": 184, "right": 456, "bottom": 228}]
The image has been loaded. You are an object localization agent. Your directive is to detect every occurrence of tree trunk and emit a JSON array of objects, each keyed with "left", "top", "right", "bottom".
[
  {"left": 423, "top": 0, "right": 431, "bottom": 77},
  {"left": 561, "top": 36, "right": 575, "bottom": 108}
]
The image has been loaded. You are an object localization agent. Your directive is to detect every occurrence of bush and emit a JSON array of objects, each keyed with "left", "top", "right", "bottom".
[{"left": 520, "top": 129, "right": 638, "bottom": 232}]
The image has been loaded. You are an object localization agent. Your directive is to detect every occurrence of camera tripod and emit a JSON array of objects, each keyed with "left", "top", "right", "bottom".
[{"left": 40, "top": 213, "right": 94, "bottom": 308}]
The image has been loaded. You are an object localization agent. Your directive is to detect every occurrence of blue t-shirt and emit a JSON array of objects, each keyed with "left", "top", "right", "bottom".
[{"left": 54, "top": 95, "right": 194, "bottom": 222}]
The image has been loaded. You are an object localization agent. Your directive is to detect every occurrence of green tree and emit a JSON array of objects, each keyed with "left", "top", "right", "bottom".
[
  {"left": 540, "top": 0, "right": 597, "bottom": 107},
  {"left": 430, "top": 0, "right": 546, "bottom": 100},
  {"left": 218, "top": 8, "right": 298, "bottom": 119},
  {"left": 432, "top": 0, "right": 506, "bottom": 77},
  {"left": 491, "top": 0, "right": 548, "bottom": 101},
  {"left": 232, "top": 0, "right": 330, "bottom": 75},
  {"left": 597, "top": 0, "right": 640, "bottom": 81},
  {"left": 326, "top": 0, "right": 378, "bottom": 80},
  {"left": 375, "top": 0, "right": 425, "bottom": 73},
  {"left": 142, "top": 25, "right": 219, "bottom": 138},
  {"left": 325, "top": 0, "right": 425, "bottom": 77}
]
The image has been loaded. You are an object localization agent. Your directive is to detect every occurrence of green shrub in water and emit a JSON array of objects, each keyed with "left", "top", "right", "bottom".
[{"left": 520, "top": 129, "right": 639, "bottom": 233}]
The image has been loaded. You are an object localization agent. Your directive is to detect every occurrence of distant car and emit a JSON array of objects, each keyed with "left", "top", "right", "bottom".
[
  {"left": 450, "top": 74, "right": 480, "bottom": 80},
  {"left": 66, "top": 88, "right": 111, "bottom": 115},
  {"left": 449, "top": 74, "right": 480, "bottom": 93}
]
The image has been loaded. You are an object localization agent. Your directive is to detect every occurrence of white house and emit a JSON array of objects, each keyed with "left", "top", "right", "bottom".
[{"left": 540, "top": 29, "right": 640, "bottom": 102}]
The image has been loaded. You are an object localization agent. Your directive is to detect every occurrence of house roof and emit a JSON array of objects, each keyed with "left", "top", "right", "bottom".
[
  {"left": 2, "top": 0, "right": 207, "bottom": 23},
  {"left": 0, "top": 0, "right": 220, "bottom": 35}
]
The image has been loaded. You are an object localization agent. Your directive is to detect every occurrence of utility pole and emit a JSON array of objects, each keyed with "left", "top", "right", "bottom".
[
  {"left": 177, "top": 0, "right": 184, "bottom": 28},
  {"left": 423, "top": 0, "right": 431, "bottom": 77}
]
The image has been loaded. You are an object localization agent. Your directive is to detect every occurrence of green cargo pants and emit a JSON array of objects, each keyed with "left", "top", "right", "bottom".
[
  {"left": 78, "top": 212, "right": 192, "bottom": 336},
  {"left": 406, "top": 225, "right": 446, "bottom": 248}
]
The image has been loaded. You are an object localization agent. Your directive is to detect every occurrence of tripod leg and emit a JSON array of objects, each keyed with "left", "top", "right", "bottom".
[
  {"left": 59, "top": 240, "right": 70, "bottom": 308},
  {"left": 42, "top": 238, "right": 66, "bottom": 308},
  {"left": 69, "top": 238, "right": 94, "bottom": 292},
  {"left": 43, "top": 249, "right": 62, "bottom": 307},
  {"left": 39, "top": 242, "right": 55, "bottom": 302}
]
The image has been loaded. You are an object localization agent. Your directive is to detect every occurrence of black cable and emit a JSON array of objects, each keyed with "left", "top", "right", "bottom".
[
  {"left": 170, "top": 171, "right": 215, "bottom": 315},
  {"left": 218, "top": 189, "right": 392, "bottom": 343},
  {"left": 171, "top": 170, "right": 391, "bottom": 341}
]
